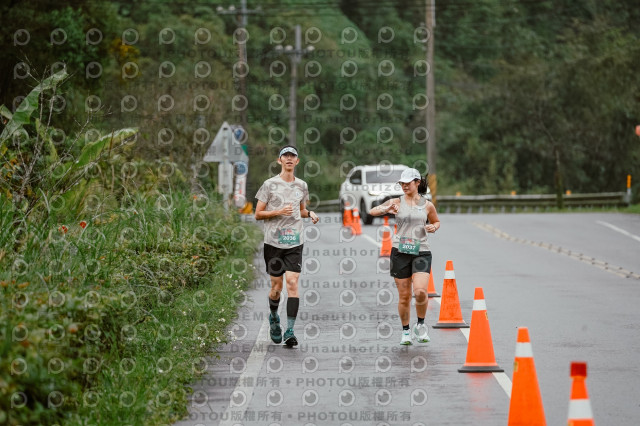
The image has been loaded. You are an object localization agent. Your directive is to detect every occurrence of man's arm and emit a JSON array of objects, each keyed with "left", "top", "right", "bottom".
[
  {"left": 255, "top": 200, "right": 292, "bottom": 221},
  {"left": 300, "top": 202, "right": 319, "bottom": 224}
]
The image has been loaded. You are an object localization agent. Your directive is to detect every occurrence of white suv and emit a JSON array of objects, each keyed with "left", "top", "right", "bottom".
[{"left": 339, "top": 164, "right": 431, "bottom": 225}]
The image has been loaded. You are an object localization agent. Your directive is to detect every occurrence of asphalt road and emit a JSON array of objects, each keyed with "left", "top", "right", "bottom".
[{"left": 175, "top": 212, "right": 640, "bottom": 426}]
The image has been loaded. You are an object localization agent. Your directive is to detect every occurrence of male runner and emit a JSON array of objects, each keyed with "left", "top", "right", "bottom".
[{"left": 255, "top": 145, "right": 319, "bottom": 346}]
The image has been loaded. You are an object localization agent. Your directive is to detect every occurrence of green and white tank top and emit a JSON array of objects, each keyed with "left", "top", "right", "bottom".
[{"left": 392, "top": 195, "right": 430, "bottom": 254}]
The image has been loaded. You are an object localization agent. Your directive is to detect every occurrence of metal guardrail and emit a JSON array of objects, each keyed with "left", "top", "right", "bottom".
[
  {"left": 315, "top": 192, "right": 628, "bottom": 213},
  {"left": 316, "top": 199, "right": 341, "bottom": 212}
]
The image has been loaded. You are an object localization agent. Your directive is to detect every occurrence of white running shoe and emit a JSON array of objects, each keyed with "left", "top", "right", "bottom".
[
  {"left": 413, "top": 323, "right": 430, "bottom": 343},
  {"left": 400, "top": 329, "right": 413, "bottom": 345}
]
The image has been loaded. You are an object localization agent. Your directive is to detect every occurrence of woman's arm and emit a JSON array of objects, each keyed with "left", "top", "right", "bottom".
[
  {"left": 425, "top": 202, "right": 440, "bottom": 233},
  {"left": 369, "top": 199, "right": 399, "bottom": 216}
]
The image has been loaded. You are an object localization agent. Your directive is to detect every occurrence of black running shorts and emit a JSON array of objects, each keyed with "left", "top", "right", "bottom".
[
  {"left": 263, "top": 243, "right": 304, "bottom": 277},
  {"left": 390, "top": 247, "right": 432, "bottom": 279}
]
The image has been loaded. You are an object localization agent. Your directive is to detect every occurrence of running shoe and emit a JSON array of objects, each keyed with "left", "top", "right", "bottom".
[
  {"left": 413, "top": 323, "right": 430, "bottom": 343},
  {"left": 283, "top": 328, "right": 298, "bottom": 347},
  {"left": 400, "top": 329, "right": 413, "bottom": 345},
  {"left": 269, "top": 313, "right": 282, "bottom": 344}
]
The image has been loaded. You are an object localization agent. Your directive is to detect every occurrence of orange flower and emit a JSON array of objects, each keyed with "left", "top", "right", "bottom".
[
  {"left": 192, "top": 255, "right": 200, "bottom": 259},
  {"left": 79, "top": 221, "right": 87, "bottom": 229},
  {"left": 17, "top": 282, "right": 29, "bottom": 289},
  {"left": 58, "top": 225, "right": 68, "bottom": 234},
  {"left": 68, "top": 324, "right": 79, "bottom": 334}
]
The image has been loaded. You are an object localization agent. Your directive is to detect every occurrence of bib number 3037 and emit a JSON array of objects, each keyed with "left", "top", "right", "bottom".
[
  {"left": 278, "top": 228, "right": 300, "bottom": 245},
  {"left": 399, "top": 237, "right": 420, "bottom": 255}
]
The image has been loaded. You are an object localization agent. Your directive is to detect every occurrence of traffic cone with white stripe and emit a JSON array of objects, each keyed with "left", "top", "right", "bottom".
[
  {"left": 427, "top": 270, "right": 440, "bottom": 298},
  {"left": 508, "top": 327, "right": 546, "bottom": 425},
  {"left": 379, "top": 216, "right": 392, "bottom": 257},
  {"left": 568, "top": 362, "right": 594, "bottom": 426},
  {"left": 433, "top": 260, "right": 468, "bottom": 328},
  {"left": 351, "top": 206, "right": 362, "bottom": 235},
  {"left": 458, "top": 287, "right": 503, "bottom": 372},
  {"left": 342, "top": 202, "right": 353, "bottom": 228}
]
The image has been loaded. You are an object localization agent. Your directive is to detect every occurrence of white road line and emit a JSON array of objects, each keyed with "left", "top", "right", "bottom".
[
  {"left": 429, "top": 297, "right": 512, "bottom": 398},
  {"left": 493, "top": 372, "right": 513, "bottom": 398},
  {"left": 219, "top": 229, "right": 381, "bottom": 419},
  {"left": 458, "top": 327, "right": 470, "bottom": 340},
  {"left": 361, "top": 232, "right": 382, "bottom": 247},
  {"left": 218, "top": 323, "right": 269, "bottom": 426},
  {"left": 597, "top": 220, "right": 640, "bottom": 243},
  {"left": 476, "top": 222, "right": 640, "bottom": 280},
  {"left": 219, "top": 297, "right": 284, "bottom": 426}
]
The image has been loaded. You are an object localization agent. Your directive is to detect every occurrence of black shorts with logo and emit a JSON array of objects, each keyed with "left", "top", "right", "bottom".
[
  {"left": 263, "top": 243, "right": 304, "bottom": 277},
  {"left": 390, "top": 247, "right": 432, "bottom": 279}
]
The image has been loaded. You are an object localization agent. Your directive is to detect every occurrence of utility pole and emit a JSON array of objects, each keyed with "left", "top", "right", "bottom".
[
  {"left": 217, "top": 1, "right": 261, "bottom": 128},
  {"left": 274, "top": 25, "right": 314, "bottom": 147},
  {"left": 426, "top": 0, "right": 437, "bottom": 203}
]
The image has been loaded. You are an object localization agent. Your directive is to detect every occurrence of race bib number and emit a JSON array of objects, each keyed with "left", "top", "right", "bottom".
[
  {"left": 399, "top": 237, "right": 420, "bottom": 255},
  {"left": 278, "top": 228, "right": 300, "bottom": 245}
]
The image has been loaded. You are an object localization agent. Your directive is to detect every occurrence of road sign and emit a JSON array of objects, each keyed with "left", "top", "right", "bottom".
[
  {"left": 204, "top": 122, "right": 249, "bottom": 208},
  {"left": 204, "top": 122, "right": 247, "bottom": 163},
  {"left": 235, "top": 161, "right": 248, "bottom": 176}
]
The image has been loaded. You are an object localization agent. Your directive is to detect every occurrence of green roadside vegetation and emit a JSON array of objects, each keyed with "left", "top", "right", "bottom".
[
  {"left": 621, "top": 204, "right": 640, "bottom": 215},
  {"left": 0, "top": 192, "right": 260, "bottom": 425},
  {"left": 0, "top": 71, "right": 261, "bottom": 425}
]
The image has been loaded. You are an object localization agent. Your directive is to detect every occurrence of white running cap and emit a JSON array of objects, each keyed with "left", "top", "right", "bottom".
[{"left": 398, "top": 168, "right": 421, "bottom": 183}]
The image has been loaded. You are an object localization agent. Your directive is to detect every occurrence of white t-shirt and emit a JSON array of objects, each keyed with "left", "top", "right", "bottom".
[{"left": 255, "top": 175, "right": 309, "bottom": 248}]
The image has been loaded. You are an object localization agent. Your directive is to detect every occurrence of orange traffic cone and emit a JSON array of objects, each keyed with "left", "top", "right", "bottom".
[
  {"left": 379, "top": 216, "right": 392, "bottom": 257},
  {"left": 433, "top": 261, "right": 468, "bottom": 328},
  {"left": 427, "top": 270, "right": 440, "bottom": 298},
  {"left": 567, "top": 362, "right": 594, "bottom": 426},
  {"left": 458, "top": 287, "right": 503, "bottom": 372},
  {"left": 351, "top": 207, "right": 362, "bottom": 235},
  {"left": 342, "top": 202, "right": 354, "bottom": 228},
  {"left": 508, "top": 327, "right": 546, "bottom": 425}
]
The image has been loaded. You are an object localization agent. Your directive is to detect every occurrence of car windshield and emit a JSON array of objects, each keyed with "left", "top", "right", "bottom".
[{"left": 366, "top": 169, "right": 405, "bottom": 184}]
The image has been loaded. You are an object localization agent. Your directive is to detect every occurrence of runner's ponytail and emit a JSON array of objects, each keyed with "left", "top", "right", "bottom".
[{"left": 417, "top": 175, "right": 429, "bottom": 195}]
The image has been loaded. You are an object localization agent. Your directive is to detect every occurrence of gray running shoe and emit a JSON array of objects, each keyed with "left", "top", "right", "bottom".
[
  {"left": 413, "top": 323, "right": 431, "bottom": 343},
  {"left": 400, "top": 329, "right": 413, "bottom": 345}
]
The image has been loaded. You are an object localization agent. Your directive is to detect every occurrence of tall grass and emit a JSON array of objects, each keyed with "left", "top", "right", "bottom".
[{"left": 0, "top": 190, "right": 261, "bottom": 425}]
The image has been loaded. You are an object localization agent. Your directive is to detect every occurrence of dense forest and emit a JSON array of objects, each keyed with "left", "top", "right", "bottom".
[
  {"left": 1, "top": 1, "right": 639, "bottom": 424},
  {"left": 2, "top": 0, "right": 639, "bottom": 202}
]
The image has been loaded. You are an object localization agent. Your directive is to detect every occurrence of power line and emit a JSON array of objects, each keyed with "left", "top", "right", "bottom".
[{"left": 217, "top": 0, "right": 263, "bottom": 128}]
